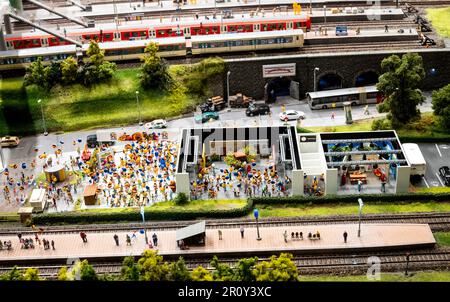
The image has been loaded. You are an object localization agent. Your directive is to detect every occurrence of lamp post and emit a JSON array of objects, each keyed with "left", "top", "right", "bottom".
[
  {"left": 323, "top": 5, "right": 327, "bottom": 24},
  {"left": 37, "top": 99, "right": 48, "bottom": 136},
  {"left": 357, "top": 198, "right": 364, "bottom": 237},
  {"left": 253, "top": 208, "right": 262, "bottom": 241},
  {"left": 135, "top": 91, "right": 143, "bottom": 126},
  {"left": 226, "top": 71, "right": 231, "bottom": 111},
  {"left": 313, "top": 67, "right": 320, "bottom": 92},
  {"left": 140, "top": 206, "right": 148, "bottom": 244}
]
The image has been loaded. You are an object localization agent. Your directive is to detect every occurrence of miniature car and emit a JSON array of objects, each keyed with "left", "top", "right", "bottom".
[
  {"left": 195, "top": 111, "right": 219, "bottom": 123},
  {"left": 439, "top": 166, "right": 450, "bottom": 186},
  {"left": 146, "top": 119, "right": 168, "bottom": 129},
  {"left": 246, "top": 103, "right": 271, "bottom": 116},
  {"left": 0, "top": 136, "right": 20, "bottom": 147},
  {"left": 279, "top": 110, "right": 305, "bottom": 121}
]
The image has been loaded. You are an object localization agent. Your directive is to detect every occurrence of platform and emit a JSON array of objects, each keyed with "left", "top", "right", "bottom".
[
  {"left": 0, "top": 223, "right": 435, "bottom": 264},
  {"left": 304, "top": 28, "right": 418, "bottom": 45}
]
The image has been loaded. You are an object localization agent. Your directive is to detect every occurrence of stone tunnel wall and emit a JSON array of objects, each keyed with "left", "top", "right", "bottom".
[{"left": 218, "top": 49, "right": 450, "bottom": 101}]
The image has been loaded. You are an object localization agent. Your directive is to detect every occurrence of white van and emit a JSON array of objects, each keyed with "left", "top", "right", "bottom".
[{"left": 402, "top": 143, "right": 427, "bottom": 176}]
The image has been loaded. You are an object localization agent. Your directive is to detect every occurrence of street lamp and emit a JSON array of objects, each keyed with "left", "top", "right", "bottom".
[
  {"left": 135, "top": 91, "right": 143, "bottom": 126},
  {"left": 37, "top": 99, "right": 48, "bottom": 136},
  {"left": 253, "top": 208, "right": 262, "bottom": 241},
  {"left": 140, "top": 206, "right": 148, "bottom": 245},
  {"left": 323, "top": 5, "right": 327, "bottom": 24},
  {"left": 313, "top": 67, "right": 320, "bottom": 92},
  {"left": 226, "top": 71, "right": 231, "bottom": 111},
  {"left": 357, "top": 198, "right": 364, "bottom": 237}
]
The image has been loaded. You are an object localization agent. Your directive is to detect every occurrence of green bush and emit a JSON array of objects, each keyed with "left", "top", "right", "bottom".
[
  {"left": 32, "top": 199, "right": 254, "bottom": 225},
  {"left": 174, "top": 193, "right": 189, "bottom": 206},
  {"left": 371, "top": 118, "right": 392, "bottom": 131}
]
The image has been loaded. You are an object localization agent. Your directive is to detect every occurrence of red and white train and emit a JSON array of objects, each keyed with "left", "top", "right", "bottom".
[{"left": 4, "top": 12, "right": 311, "bottom": 50}]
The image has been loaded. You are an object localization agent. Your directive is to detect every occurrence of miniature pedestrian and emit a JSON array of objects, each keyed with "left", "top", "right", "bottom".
[
  {"left": 381, "top": 180, "right": 386, "bottom": 193},
  {"left": 283, "top": 230, "right": 288, "bottom": 243},
  {"left": 80, "top": 232, "right": 87, "bottom": 243},
  {"left": 152, "top": 233, "right": 158, "bottom": 247},
  {"left": 357, "top": 179, "right": 362, "bottom": 193},
  {"left": 113, "top": 234, "right": 119, "bottom": 246},
  {"left": 331, "top": 112, "right": 335, "bottom": 119},
  {"left": 51, "top": 240, "right": 55, "bottom": 250},
  {"left": 363, "top": 104, "right": 370, "bottom": 115},
  {"left": 343, "top": 231, "right": 348, "bottom": 243},
  {"left": 239, "top": 226, "right": 245, "bottom": 238},
  {"left": 385, "top": 24, "right": 389, "bottom": 32},
  {"left": 218, "top": 230, "right": 223, "bottom": 240},
  {"left": 18, "top": 233, "right": 22, "bottom": 243},
  {"left": 126, "top": 234, "right": 131, "bottom": 246}
]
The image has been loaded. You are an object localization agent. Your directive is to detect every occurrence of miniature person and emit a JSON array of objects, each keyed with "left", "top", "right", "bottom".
[
  {"left": 240, "top": 226, "right": 244, "bottom": 239},
  {"left": 218, "top": 230, "right": 223, "bottom": 240},
  {"left": 126, "top": 235, "right": 131, "bottom": 246},
  {"left": 343, "top": 231, "right": 348, "bottom": 243},
  {"left": 283, "top": 230, "right": 288, "bottom": 243},
  {"left": 114, "top": 234, "right": 119, "bottom": 246}
]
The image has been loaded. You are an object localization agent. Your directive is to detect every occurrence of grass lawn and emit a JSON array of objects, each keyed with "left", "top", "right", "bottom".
[
  {"left": 427, "top": 7, "right": 450, "bottom": 38},
  {"left": 75, "top": 199, "right": 247, "bottom": 213},
  {"left": 0, "top": 68, "right": 199, "bottom": 136},
  {"left": 299, "top": 271, "right": 450, "bottom": 282},
  {"left": 303, "top": 113, "right": 450, "bottom": 141},
  {"left": 434, "top": 232, "right": 450, "bottom": 247},
  {"left": 256, "top": 201, "right": 450, "bottom": 217},
  {"left": 415, "top": 187, "right": 450, "bottom": 193}
]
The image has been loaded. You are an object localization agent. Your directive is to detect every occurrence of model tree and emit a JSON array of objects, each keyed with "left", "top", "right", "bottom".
[
  {"left": 24, "top": 58, "right": 60, "bottom": 91},
  {"left": 376, "top": 53, "right": 425, "bottom": 127},
  {"left": 60, "top": 56, "right": 79, "bottom": 85},
  {"left": 432, "top": 83, "right": 450, "bottom": 130},
  {"left": 191, "top": 266, "right": 213, "bottom": 281},
  {"left": 82, "top": 40, "right": 116, "bottom": 86},
  {"left": 136, "top": 250, "right": 171, "bottom": 281},
  {"left": 140, "top": 42, "right": 173, "bottom": 90},
  {"left": 167, "top": 257, "right": 192, "bottom": 281},
  {"left": 120, "top": 256, "right": 140, "bottom": 281},
  {"left": 232, "top": 257, "right": 258, "bottom": 281},
  {"left": 252, "top": 253, "right": 299, "bottom": 281}
]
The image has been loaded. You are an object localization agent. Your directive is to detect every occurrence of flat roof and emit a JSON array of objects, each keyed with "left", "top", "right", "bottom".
[
  {"left": 176, "top": 221, "right": 206, "bottom": 241},
  {"left": 177, "top": 126, "right": 301, "bottom": 173}
]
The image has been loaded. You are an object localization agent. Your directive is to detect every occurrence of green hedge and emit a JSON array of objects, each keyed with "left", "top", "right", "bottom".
[
  {"left": 32, "top": 200, "right": 253, "bottom": 225},
  {"left": 31, "top": 192, "right": 450, "bottom": 225},
  {"left": 251, "top": 193, "right": 450, "bottom": 205}
]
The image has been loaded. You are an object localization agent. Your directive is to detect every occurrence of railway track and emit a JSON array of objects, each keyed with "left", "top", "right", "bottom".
[
  {"left": 1, "top": 212, "right": 449, "bottom": 236},
  {"left": 1, "top": 248, "right": 449, "bottom": 279}
]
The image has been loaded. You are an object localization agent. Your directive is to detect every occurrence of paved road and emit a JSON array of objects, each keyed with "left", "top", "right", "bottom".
[
  {"left": 417, "top": 143, "right": 450, "bottom": 188},
  {"left": 0, "top": 93, "right": 440, "bottom": 189}
]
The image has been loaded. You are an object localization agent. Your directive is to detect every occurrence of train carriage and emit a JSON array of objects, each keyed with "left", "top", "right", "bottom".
[
  {"left": 0, "top": 30, "right": 304, "bottom": 70},
  {"left": 3, "top": 12, "right": 311, "bottom": 50}
]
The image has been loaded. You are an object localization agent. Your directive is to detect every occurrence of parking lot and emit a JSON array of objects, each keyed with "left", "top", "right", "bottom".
[{"left": 417, "top": 143, "right": 450, "bottom": 188}]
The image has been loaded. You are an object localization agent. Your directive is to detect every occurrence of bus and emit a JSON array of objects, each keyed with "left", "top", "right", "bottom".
[
  {"left": 306, "top": 86, "right": 383, "bottom": 110},
  {"left": 402, "top": 143, "right": 427, "bottom": 177}
]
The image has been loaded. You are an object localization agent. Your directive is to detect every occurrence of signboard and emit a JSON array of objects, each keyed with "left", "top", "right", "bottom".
[{"left": 263, "top": 63, "right": 296, "bottom": 78}]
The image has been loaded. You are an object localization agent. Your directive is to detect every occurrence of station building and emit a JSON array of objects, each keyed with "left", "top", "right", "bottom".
[{"left": 175, "top": 126, "right": 411, "bottom": 196}]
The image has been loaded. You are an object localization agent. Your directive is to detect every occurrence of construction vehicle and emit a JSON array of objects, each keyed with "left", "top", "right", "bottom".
[
  {"left": 229, "top": 93, "right": 254, "bottom": 108},
  {"left": 201, "top": 96, "right": 226, "bottom": 112}
]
